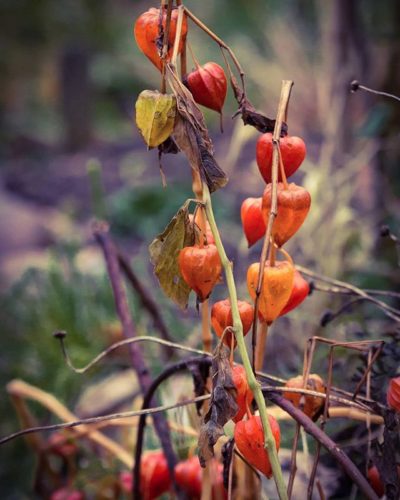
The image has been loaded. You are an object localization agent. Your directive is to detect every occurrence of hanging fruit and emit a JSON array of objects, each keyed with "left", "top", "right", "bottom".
[
  {"left": 231, "top": 364, "right": 254, "bottom": 423},
  {"left": 234, "top": 414, "right": 281, "bottom": 478},
  {"left": 279, "top": 270, "right": 309, "bottom": 316},
  {"left": 284, "top": 374, "right": 325, "bottom": 420},
  {"left": 247, "top": 260, "right": 294, "bottom": 324},
  {"left": 178, "top": 244, "right": 222, "bottom": 301},
  {"left": 184, "top": 62, "right": 227, "bottom": 114},
  {"left": 256, "top": 133, "right": 306, "bottom": 184},
  {"left": 134, "top": 7, "right": 188, "bottom": 71},
  {"left": 139, "top": 450, "right": 171, "bottom": 500},
  {"left": 387, "top": 376, "right": 400, "bottom": 412},
  {"left": 262, "top": 182, "right": 311, "bottom": 247},
  {"left": 174, "top": 457, "right": 226, "bottom": 499},
  {"left": 135, "top": 90, "right": 177, "bottom": 148},
  {"left": 241, "top": 197, "right": 266, "bottom": 248},
  {"left": 211, "top": 299, "right": 254, "bottom": 348}
]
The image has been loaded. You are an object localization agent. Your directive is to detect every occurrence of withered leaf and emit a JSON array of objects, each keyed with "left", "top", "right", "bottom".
[
  {"left": 149, "top": 200, "right": 194, "bottom": 308},
  {"left": 198, "top": 345, "right": 238, "bottom": 467},
  {"left": 222, "top": 438, "right": 235, "bottom": 491},
  {"left": 167, "top": 65, "right": 228, "bottom": 193},
  {"left": 229, "top": 72, "right": 288, "bottom": 135},
  {"left": 135, "top": 90, "right": 177, "bottom": 148}
]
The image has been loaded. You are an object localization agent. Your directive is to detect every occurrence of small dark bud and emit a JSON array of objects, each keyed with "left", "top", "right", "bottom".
[
  {"left": 308, "top": 280, "right": 315, "bottom": 295},
  {"left": 320, "top": 311, "right": 333, "bottom": 327},
  {"left": 350, "top": 80, "right": 360, "bottom": 92},
  {"left": 53, "top": 330, "right": 67, "bottom": 339},
  {"left": 380, "top": 225, "right": 391, "bottom": 237}
]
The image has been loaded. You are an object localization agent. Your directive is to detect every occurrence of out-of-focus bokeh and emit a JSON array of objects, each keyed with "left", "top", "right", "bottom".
[{"left": 0, "top": 0, "right": 399, "bottom": 497}]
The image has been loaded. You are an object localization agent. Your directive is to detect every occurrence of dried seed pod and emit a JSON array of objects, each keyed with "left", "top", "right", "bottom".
[
  {"left": 284, "top": 374, "right": 326, "bottom": 420},
  {"left": 279, "top": 270, "right": 309, "bottom": 316},
  {"left": 231, "top": 364, "right": 254, "bottom": 423},
  {"left": 387, "top": 376, "right": 400, "bottom": 412}
]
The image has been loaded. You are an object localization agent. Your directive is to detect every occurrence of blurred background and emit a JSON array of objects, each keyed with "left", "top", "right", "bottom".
[{"left": 0, "top": 0, "right": 399, "bottom": 498}]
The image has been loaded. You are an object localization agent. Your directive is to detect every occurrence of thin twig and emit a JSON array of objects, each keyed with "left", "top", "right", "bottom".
[
  {"left": 350, "top": 80, "right": 400, "bottom": 103},
  {"left": 297, "top": 265, "right": 400, "bottom": 322},
  {"left": 0, "top": 393, "right": 210, "bottom": 447}
]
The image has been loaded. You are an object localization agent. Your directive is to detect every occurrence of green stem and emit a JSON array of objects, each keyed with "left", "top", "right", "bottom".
[{"left": 203, "top": 182, "right": 288, "bottom": 500}]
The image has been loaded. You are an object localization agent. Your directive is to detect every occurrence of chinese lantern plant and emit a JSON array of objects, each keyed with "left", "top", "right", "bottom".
[
  {"left": 211, "top": 299, "right": 254, "bottom": 349},
  {"left": 283, "top": 374, "right": 326, "bottom": 420},
  {"left": 241, "top": 197, "right": 266, "bottom": 248},
  {"left": 134, "top": 6, "right": 188, "bottom": 71},
  {"left": 387, "top": 376, "right": 400, "bottom": 412},
  {"left": 256, "top": 132, "right": 306, "bottom": 184},
  {"left": 231, "top": 364, "right": 254, "bottom": 423},
  {"left": 279, "top": 270, "right": 309, "bottom": 316},
  {"left": 175, "top": 457, "right": 226, "bottom": 499},
  {"left": 234, "top": 414, "right": 281, "bottom": 478}
]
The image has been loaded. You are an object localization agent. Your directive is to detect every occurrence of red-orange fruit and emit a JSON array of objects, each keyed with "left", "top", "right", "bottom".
[
  {"left": 247, "top": 260, "right": 295, "bottom": 324},
  {"left": 387, "top": 376, "right": 400, "bottom": 412},
  {"left": 256, "top": 133, "right": 306, "bottom": 183},
  {"left": 211, "top": 299, "right": 254, "bottom": 348},
  {"left": 284, "top": 374, "right": 325, "bottom": 420},
  {"left": 185, "top": 62, "right": 227, "bottom": 113},
  {"left": 232, "top": 365, "right": 254, "bottom": 423},
  {"left": 241, "top": 197, "right": 266, "bottom": 248},
  {"left": 174, "top": 457, "right": 226, "bottom": 499},
  {"left": 279, "top": 270, "right": 309, "bottom": 316},
  {"left": 262, "top": 182, "right": 311, "bottom": 247},
  {"left": 134, "top": 7, "right": 188, "bottom": 71},
  {"left": 178, "top": 244, "right": 221, "bottom": 301},
  {"left": 140, "top": 450, "right": 171, "bottom": 500},
  {"left": 234, "top": 414, "right": 281, "bottom": 478}
]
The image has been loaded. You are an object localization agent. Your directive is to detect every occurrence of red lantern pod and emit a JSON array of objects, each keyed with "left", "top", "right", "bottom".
[
  {"left": 211, "top": 299, "right": 254, "bottom": 348},
  {"left": 178, "top": 244, "right": 222, "bottom": 302},
  {"left": 231, "top": 364, "right": 254, "bottom": 423},
  {"left": 279, "top": 270, "right": 309, "bottom": 316},
  {"left": 262, "top": 182, "right": 311, "bottom": 247},
  {"left": 256, "top": 133, "right": 306, "bottom": 184},
  {"left": 241, "top": 197, "right": 266, "bottom": 248},
  {"left": 134, "top": 7, "right": 188, "bottom": 71},
  {"left": 185, "top": 62, "right": 227, "bottom": 114},
  {"left": 387, "top": 376, "right": 400, "bottom": 412},
  {"left": 234, "top": 414, "right": 280, "bottom": 478}
]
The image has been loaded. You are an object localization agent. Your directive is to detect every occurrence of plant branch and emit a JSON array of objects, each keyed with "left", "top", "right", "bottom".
[
  {"left": 117, "top": 250, "right": 174, "bottom": 357},
  {"left": 93, "top": 221, "right": 179, "bottom": 489},
  {"left": 267, "top": 392, "right": 379, "bottom": 500},
  {"left": 350, "top": 80, "right": 400, "bottom": 103},
  {"left": 252, "top": 80, "right": 293, "bottom": 372},
  {"left": 133, "top": 356, "right": 212, "bottom": 499},
  {"left": 202, "top": 183, "right": 288, "bottom": 499},
  {"left": 297, "top": 265, "right": 400, "bottom": 322}
]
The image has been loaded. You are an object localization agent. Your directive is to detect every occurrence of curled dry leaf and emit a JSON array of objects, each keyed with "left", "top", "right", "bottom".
[
  {"left": 166, "top": 65, "right": 228, "bottom": 193},
  {"left": 135, "top": 90, "right": 177, "bottom": 148},
  {"left": 221, "top": 438, "right": 235, "bottom": 491},
  {"left": 229, "top": 71, "right": 288, "bottom": 135},
  {"left": 149, "top": 200, "right": 194, "bottom": 309},
  {"left": 198, "top": 345, "right": 238, "bottom": 467}
]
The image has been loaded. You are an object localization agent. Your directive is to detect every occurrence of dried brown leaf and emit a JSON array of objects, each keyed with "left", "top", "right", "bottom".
[
  {"left": 198, "top": 345, "right": 238, "bottom": 467},
  {"left": 167, "top": 65, "right": 228, "bottom": 193}
]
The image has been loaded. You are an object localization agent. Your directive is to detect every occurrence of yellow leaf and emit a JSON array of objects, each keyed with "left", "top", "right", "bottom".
[{"left": 135, "top": 90, "right": 177, "bottom": 148}]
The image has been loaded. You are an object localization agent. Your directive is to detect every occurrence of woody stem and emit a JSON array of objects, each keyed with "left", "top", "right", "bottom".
[{"left": 203, "top": 182, "right": 288, "bottom": 500}]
